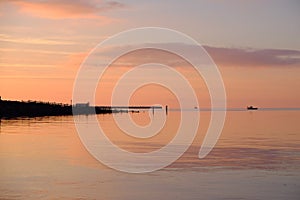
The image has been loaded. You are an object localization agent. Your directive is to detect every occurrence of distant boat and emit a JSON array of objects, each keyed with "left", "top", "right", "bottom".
[{"left": 247, "top": 106, "right": 258, "bottom": 110}]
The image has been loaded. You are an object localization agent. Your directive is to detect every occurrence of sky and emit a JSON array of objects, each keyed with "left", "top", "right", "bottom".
[{"left": 0, "top": 0, "right": 299, "bottom": 108}]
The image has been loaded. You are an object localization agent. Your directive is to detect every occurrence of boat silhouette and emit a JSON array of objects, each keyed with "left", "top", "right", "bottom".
[{"left": 247, "top": 106, "right": 258, "bottom": 110}]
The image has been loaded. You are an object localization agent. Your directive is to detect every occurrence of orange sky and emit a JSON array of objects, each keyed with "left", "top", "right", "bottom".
[{"left": 0, "top": 0, "right": 299, "bottom": 108}]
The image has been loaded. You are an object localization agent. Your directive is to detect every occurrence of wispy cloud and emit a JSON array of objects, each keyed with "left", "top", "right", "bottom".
[
  {"left": 204, "top": 46, "right": 300, "bottom": 67},
  {"left": 91, "top": 43, "right": 300, "bottom": 68},
  {"left": 0, "top": 34, "right": 76, "bottom": 45},
  {"left": 1, "top": 0, "right": 125, "bottom": 19}
]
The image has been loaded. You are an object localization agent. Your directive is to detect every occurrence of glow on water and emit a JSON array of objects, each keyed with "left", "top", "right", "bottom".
[{"left": 0, "top": 110, "right": 299, "bottom": 199}]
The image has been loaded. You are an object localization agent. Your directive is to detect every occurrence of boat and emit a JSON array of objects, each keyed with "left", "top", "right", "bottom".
[{"left": 247, "top": 106, "right": 258, "bottom": 110}]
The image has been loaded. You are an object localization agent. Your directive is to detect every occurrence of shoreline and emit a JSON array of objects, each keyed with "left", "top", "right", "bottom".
[{"left": 0, "top": 99, "right": 162, "bottom": 119}]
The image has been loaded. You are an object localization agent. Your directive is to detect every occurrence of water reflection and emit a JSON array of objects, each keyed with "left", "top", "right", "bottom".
[{"left": 1, "top": 110, "right": 300, "bottom": 199}]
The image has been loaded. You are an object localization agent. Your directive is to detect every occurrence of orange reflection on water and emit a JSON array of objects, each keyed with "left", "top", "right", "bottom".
[{"left": 1, "top": 111, "right": 300, "bottom": 199}]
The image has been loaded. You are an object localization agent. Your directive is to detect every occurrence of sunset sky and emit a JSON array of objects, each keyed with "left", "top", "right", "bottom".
[{"left": 0, "top": 0, "right": 299, "bottom": 108}]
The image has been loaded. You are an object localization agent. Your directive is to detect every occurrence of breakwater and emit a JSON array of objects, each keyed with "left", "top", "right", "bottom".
[{"left": 0, "top": 99, "right": 162, "bottom": 118}]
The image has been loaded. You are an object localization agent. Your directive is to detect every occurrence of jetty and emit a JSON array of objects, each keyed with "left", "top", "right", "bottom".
[{"left": 0, "top": 98, "right": 162, "bottom": 118}]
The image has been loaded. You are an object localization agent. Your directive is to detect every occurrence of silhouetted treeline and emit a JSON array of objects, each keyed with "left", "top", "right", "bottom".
[
  {"left": 0, "top": 100, "right": 113, "bottom": 118},
  {"left": 0, "top": 100, "right": 71, "bottom": 118},
  {"left": 0, "top": 99, "right": 163, "bottom": 119}
]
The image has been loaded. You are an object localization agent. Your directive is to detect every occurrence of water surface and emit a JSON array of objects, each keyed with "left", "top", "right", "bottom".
[{"left": 1, "top": 110, "right": 299, "bottom": 199}]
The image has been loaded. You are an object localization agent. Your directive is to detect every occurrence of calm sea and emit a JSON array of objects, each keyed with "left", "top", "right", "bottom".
[{"left": 1, "top": 110, "right": 299, "bottom": 199}]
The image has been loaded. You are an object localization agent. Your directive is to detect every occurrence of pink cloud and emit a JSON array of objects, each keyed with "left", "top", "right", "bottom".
[
  {"left": 1, "top": 0, "right": 125, "bottom": 19},
  {"left": 204, "top": 46, "right": 300, "bottom": 67},
  {"left": 92, "top": 43, "right": 300, "bottom": 68}
]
